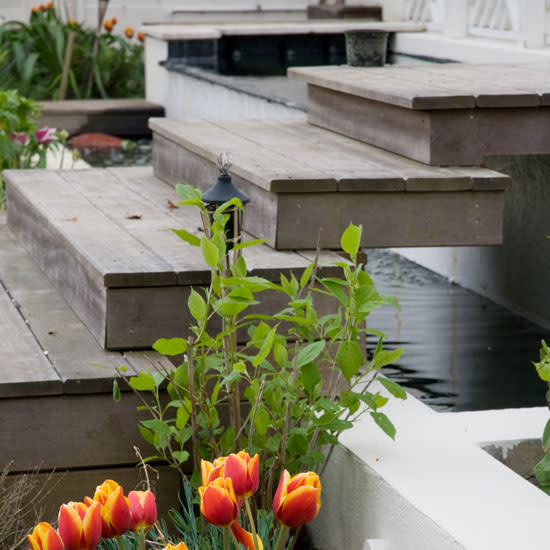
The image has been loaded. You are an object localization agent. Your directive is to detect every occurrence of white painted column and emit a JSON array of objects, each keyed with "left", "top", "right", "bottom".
[
  {"left": 519, "top": 0, "right": 546, "bottom": 48},
  {"left": 382, "top": 0, "right": 404, "bottom": 22},
  {"left": 444, "top": 0, "right": 467, "bottom": 38}
]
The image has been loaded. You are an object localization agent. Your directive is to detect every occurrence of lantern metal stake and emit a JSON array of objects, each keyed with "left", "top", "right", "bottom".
[{"left": 200, "top": 153, "right": 250, "bottom": 263}]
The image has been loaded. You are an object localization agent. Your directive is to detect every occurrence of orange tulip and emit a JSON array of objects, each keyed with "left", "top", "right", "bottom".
[
  {"left": 45, "top": 1, "right": 53, "bottom": 8},
  {"left": 160, "top": 543, "right": 188, "bottom": 550},
  {"left": 224, "top": 451, "right": 259, "bottom": 499},
  {"left": 201, "top": 456, "right": 226, "bottom": 486},
  {"left": 85, "top": 480, "right": 130, "bottom": 538},
  {"left": 128, "top": 490, "right": 157, "bottom": 531},
  {"left": 231, "top": 521, "right": 264, "bottom": 550},
  {"left": 68, "top": 17, "right": 76, "bottom": 25},
  {"left": 28, "top": 522, "right": 64, "bottom": 550},
  {"left": 58, "top": 501, "right": 102, "bottom": 550},
  {"left": 125, "top": 27, "right": 134, "bottom": 39},
  {"left": 31, "top": 5, "right": 41, "bottom": 12},
  {"left": 111, "top": 16, "right": 118, "bottom": 24},
  {"left": 199, "top": 477, "right": 239, "bottom": 527},
  {"left": 137, "top": 31, "right": 145, "bottom": 42},
  {"left": 103, "top": 19, "right": 113, "bottom": 32},
  {"left": 272, "top": 471, "right": 321, "bottom": 528}
]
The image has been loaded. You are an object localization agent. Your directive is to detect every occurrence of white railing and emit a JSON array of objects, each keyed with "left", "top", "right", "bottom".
[{"left": 395, "top": 0, "right": 549, "bottom": 47}]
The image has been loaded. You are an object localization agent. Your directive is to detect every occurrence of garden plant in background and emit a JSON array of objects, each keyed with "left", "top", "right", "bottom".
[
  {"left": 0, "top": 2, "right": 144, "bottom": 100},
  {"left": 532, "top": 339, "right": 550, "bottom": 491},
  {"left": 114, "top": 175, "right": 406, "bottom": 507},
  {"left": 0, "top": 89, "right": 68, "bottom": 207}
]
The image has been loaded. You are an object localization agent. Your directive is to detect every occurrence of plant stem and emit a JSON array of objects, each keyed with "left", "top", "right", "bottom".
[
  {"left": 187, "top": 336, "right": 200, "bottom": 473},
  {"left": 244, "top": 498, "right": 259, "bottom": 550},
  {"left": 273, "top": 526, "right": 289, "bottom": 550},
  {"left": 59, "top": 30, "right": 75, "bottom": 100},
  {"left": 138, "top": 528, "right": 146, "bottom": 550},
  {"left": 228, "top": 526, "right": 241, "bottom": 550},
  {"left": 223, "top": 527, "right": 229, "bottom": 550}
]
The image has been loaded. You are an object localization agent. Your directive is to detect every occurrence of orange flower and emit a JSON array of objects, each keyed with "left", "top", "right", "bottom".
[
  {"left": 31, "top": 5, "right": 41, "bottom": 12},
  {"left": 58, "top": 501, "right": 102, "bottom": 550},
  {"left": 160, "top": 543, "right": 188, "bottom": 550},
  {"left": 111, "top": 16, "right": 118, "bottom": 24},
  {"left": 128, "top": 490, "right": 157, "bottom": 531},
  {"left": 201, "top": 456, "right": 226, "bottom": 486},
  {"left": 231, "top": 522, "right": 264, "bottom": 550},
  {"left": 28, "top": 522, "right": 64, "bottom": 550},
  {"left": 84, "top": 479, "right": 130, "bottom": 538},
  {"left": 272, "top": 471, "right": 321, "bottom": 528},
  {"left": 125, "top": 27, "right": 134, "bottom": 39},
  {"left": 137, "top": 31, "right": 145, "bottom": 42},
  {"left": 45, "top": 1, "right": 53, "bottom": 8},
  {"left": 68, "top": 17, "right": 76, "bottom": 25},
  {"left": 103, "top": 19, "right": 113, "bottom": 32},
  {"left": 224, "top": 451, "right": 259, "bottom": 499},
  {"left": 199, "top": 477, "right": 239, "bottom": 527}
]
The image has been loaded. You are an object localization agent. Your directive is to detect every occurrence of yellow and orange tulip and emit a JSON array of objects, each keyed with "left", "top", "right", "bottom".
[
  {"left": 224, "top": 451, "right": 259, "bottom": 499},
  {"left": 199, "top": 477, "right": 239, "bottom": 527},
  {"left": 125, "top": 27, "right": 134, "bottom": 39},
  {"left": 85, "top": 479, "right": 130, "bottom": 538},
  {"left": 137, "top": 31, "right": 145, "bottom": 43},
  {"left": 231, "top": 521, "right": 264, "bottom": 550},
  {"left": 128, "top": 490, "right": 157, "bottom": 531},
  {"left": 201, "top": 456, "right": 226, "bottom": 486},
  {"left": 272, "top": 471, "right": 321, "bottom": 528},
  {"left": 58, "top": 500, "right": 102, "bottom": 550},
  {"left": 28, "top": 522, "right": 64, "bottom": 550},
  {"left": 159, "top": 543, "right": 189, "bottom": 550}
]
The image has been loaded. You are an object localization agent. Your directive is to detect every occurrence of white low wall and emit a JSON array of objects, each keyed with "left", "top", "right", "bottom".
[{"left": 313, "top": 385, "right": 550, "bottom": 550}]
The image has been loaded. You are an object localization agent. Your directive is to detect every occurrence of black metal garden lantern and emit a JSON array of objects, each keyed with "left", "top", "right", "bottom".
[{"left": 201, "top": 152, "right": 249, "bottom": 250}]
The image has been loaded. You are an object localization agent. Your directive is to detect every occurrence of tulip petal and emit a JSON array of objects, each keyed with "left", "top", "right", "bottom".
[
  {"left": 58, "top": 505, "right": 83, "bottom": 549},
  {"left": 83, "top": 501, "right": 102, "bottom": 549},
  {"left": 278, "top": 486, "right": 321, "bottom": 527},
  {"left": 225, "top": 454, "right": 248, "bottom": 496},
  {"left": 231, "top": 521, "right": 264, "bottom": 550},
  {"left": 272, "top": 470, "right": 290, "bottom": 515},
  {"left": 199, "top": 480, "right": 238, "bottom": 527}
]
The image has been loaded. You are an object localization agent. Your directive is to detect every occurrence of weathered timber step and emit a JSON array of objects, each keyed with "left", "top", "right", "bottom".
[
  {"left": 289, "top": 63, "right": 550, "bottom": 166},
  {"left": 150, "top": 117, "right": 510, "bottom": 249},
  {"left": 5, "top": 166, "right": 340, "bottom": 351}
]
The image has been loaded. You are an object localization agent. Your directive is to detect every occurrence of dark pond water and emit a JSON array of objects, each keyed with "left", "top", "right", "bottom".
[
  {"left": 75, "top": 137, "right": 152, "bottom": 167},
  {"left": 366, "top": 249, "right": 548, "bottom": 412}
]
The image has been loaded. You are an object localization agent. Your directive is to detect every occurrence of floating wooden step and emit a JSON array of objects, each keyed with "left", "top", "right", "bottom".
[
  {"left": 150, "top": 117, "right": 510, "bottom": 249},
  {"left": 5, "top": 166, "right": 339, "bottom": 351},
  {"left": 289, "top": 63, "right": 550, "bottom": 165}
]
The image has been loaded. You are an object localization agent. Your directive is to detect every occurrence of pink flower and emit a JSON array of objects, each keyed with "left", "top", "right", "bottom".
[
  {"left": 11, "top": 132, "right": 27, "bottom": 145},
  {"left": 35, "top": 127, "right": 58, "bottom": 145}
]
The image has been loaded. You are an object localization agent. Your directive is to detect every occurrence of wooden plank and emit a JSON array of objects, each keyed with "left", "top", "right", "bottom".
[
  {"left": 0, "top": 392, "right": 155, "bottom": 471},
  {"left": 0, "top": 277, "right": 60, "bottom": 398},
  {"left": 275, "top": 190, "right": 505, "bottom": 249},
  {"left": 150, "top": 118, "right": 337, "bottom": 193},
  {"left": 0, "top": 224, "right": 137, "bottom": 394}
]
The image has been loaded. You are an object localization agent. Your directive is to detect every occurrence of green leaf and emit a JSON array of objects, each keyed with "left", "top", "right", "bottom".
[
  {"left": 370, "top": 411, "right": 396, "bottom": 440},
  {"left": 254, "top": 405, "right": 270, "bottom": 437},
  {"left": 200, "top": 236, "right": 219, "bottom": 268},
  {"left": 138, "top": 426, "right": 155, "bottom": 445},
  {"left": 378, "top": 377, "right": 407, "bottom": 400},
  {"left": 188, "top": 288, "right": 207, "bottom": 323},
  {"left": 340, "top": 223, "right": 362, "bottom": 258},
  {"left": 176, "top": 406, "right": 190, "bottom": 430},
  {"left": 273, "top": 341, "right": 288, "bottom": 367},
  {"left": 153, "top": 337, "right": 188, "bottom": 356},
  {"left": 300, "top": 262, "right": 314, "bottom": 288},
  {"left": 172, "top": 228, "right": 201, "bottom": 247},
  {"left": 372, "top": 348, "right": 404, "bottom": 370},
  {"left": 233, "top": 238, "right": 267, "bottom": 251},
  {"left": 112, "top": 379, "right": 121, "bottom": 402},
  {"left": 319, "top": 278, "right": 348, "bottom": 306},
  {"left": 129, "top": 371, "right": 157, "bottom": 391},
  {"left": 231, "top": 254, "right": 247, "bottom": 278},
  {"left": 543, "top": 419, "right": 550, "bottom": 453},
  {"left": 336, "top": 341, "right": 364, "bottom": 381},
  {"left": 141, "top": 418, "right": 172, "bottom": 435},
  {"left": 300, "top": 362, "right": 321, "bottom": 396},
  {"left": 253, "top": 325, "right": 277, "bottom": 367},
  {"left": 286, "top": 428, "right": 309, "bottom": 456},
  {"left": 175, "top": 183, "right": 202, "bottom": 201},
  {"left": 534, "top": 452, "right": 550, "bottom": 494},
  {"left": 171, "top": 450, "right": 190, "bottom": 465},
  {"left": 218, "top": 287, "right": 257, "bottom": 316},
  {"left": 296, "top": 340, "right": 326, "bottom": 368},
  {"left": 220, "top": 427, "right": 236, "bottom": 454}
]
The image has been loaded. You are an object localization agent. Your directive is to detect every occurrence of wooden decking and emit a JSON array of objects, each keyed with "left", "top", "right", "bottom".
[
  {"left": 151, "top": 117, "right": 510, "bottom": 249},
  {"left": 0, "top": 210, "right": 179, "bottom": 517},
  {"left": 289, "top": 63, "right": 550, "bottom": 165}
]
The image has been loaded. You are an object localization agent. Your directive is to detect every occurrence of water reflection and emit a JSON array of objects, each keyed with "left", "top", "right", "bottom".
[{"left": 365, "top": 249, "right": 547, "bottom": 411}]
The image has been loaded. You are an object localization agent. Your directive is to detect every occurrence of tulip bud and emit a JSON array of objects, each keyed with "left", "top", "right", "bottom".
[
  {"left": 125, "top": 27, "right": 134, "bottom": 39},
  {"left": 28, "top": 522, "right": 64, "bottom": 550},
  {"left": 85, "top": 479, "right": 130, "bottom": 538},
  {"left": 58, "top": 500, "right": 102, "bottom": 550},
  {"left": 128, "top": 490, "right": 157, "bottom": 531},
  {"left": 199, "top": 477, "right": 239, "bottom": 527},
  {"left": 224, "top": 451, "right": 259, "bottom": 499},
  {"left": 272, "top": 471, "right": 321, "bottom": 528}
]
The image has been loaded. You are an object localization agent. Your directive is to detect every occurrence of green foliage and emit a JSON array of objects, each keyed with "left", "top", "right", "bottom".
[
  {"left": 532, "top": 339, "right": 550, "bottom": 492},
  {"left": 116, "top": 194, "right": 405, "bottom": 503},
  {"left": 0, "top": 7, "right": 144, "bottom": 100}
]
